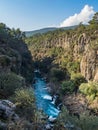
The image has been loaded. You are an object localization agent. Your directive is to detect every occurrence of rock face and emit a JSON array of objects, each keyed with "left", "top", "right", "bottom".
[
  {"left": 80, "top": 48, "right": 97, "bottom": 81},
  {"left": 94, "top": 70, "right": 98, "bottom": 82},
  {"left": 62, "top": 33, "right": 98, "bottom": 81},
  {"left": 71, "top": 33, "right": 98, "bottom": 81},
  {"left": 0, "top": 100, "right": 19, "bottom": 121}
]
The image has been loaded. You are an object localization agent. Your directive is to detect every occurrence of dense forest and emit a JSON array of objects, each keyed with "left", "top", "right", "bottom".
[{"left": 0, "top": 13, "right": 98, "bottom": 130}]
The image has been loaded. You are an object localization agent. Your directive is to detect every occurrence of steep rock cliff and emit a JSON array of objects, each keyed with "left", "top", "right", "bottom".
[{"left": 26, "top": 27, "right": 98, "bottom": 81}]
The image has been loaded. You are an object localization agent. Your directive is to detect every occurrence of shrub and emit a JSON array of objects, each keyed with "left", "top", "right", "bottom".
[
  {"left": 12, "top": 88, "right": 36, "bottom": 121},
  {"left": 0, "top": 72, "right": 25, "bottom": 97},
  {"left": 79, "top": 82, "right": 98, "bottom": 101},
  {"left": 50, "top": 68, "right": 65, "bottom": 82},
  {"left": 71, "top": 73, "right": 87, "bottom": 87},
  {"left": 61, "top": 73, "right": 86, "bottom": 95},
  {"left": 61, "top": 80, "right": 75, "bottom": 94},
  {"left": 13, "top": 88, "right": 35, "bottom": 107},
  {"left": 0, "top": 55, "right": 11, "bottom": 66}
]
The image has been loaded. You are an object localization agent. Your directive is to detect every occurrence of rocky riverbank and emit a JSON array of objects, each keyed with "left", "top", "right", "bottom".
[{"left": 0, "top": 100, "right": 19, "bottom": 129}]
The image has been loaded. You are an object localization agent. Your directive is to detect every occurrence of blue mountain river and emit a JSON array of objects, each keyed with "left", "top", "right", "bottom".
[{"left": 33, "top": 71, "right": 60, "bottom": 118}]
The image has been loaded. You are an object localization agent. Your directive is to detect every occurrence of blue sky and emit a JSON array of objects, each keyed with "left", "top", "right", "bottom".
[{"left": 0, "top": 0, "right": 98, "bottom": 31}]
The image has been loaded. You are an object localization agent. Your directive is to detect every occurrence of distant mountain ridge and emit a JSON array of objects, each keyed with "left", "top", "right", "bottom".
[{"left": 25, "top": 26, "right": 77, "bottom": 37}]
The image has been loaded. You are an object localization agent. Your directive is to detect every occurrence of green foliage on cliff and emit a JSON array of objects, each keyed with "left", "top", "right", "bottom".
[
  {"left": 12, "top": 88, "right": 36, "bottom": 121},
  {"left": 61, "top": 73, "right": 86, "bottom": 94},
  {"left": 50, "top": 68, "right": 65, "bottom": 82},
  {"left": 0, "top": 23, "right": 33, "bottom": 84},
  {"left": 79, "top": 82, "right": 98, "bottom": 101},
  {"left": 13, "top": 88, "right": 35, "bottom": 107},
  {"left": 0, "top": 55, "right": 11, "bottom": 66},
  {"left": 0, "top": 72, "right": 25, "bottom": 97},
  {"left": 61, "top": 80, "right": 75, "bottom": 94},
  {"left": 71, "top": 73, "right": 87, "bottom": 86}
]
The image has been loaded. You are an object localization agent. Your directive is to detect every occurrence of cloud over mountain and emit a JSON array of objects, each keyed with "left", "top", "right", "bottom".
[{"left": 60, "top": 5, "right": 95, "bottom": 27}]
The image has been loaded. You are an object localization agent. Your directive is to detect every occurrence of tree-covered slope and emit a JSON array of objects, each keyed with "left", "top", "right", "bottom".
[
  {"left": 25, "top": 25, "right": 77, "bottom": 37},
  {"left": 0, "top": 23, "right": 33, "bottom": 98}
]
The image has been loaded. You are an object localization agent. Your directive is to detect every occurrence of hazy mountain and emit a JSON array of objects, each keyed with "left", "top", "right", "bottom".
[{"left": 25, "top": 26, "right": 77, "bottom": 37}]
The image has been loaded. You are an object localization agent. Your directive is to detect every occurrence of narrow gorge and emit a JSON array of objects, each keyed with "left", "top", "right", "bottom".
[{"left": 0, "top": 12, "right": 98, "bottom": 130}]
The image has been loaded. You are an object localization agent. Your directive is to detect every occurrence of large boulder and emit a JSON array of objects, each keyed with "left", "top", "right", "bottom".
[{"left": 0, "top": 100, "right": 19, "bottom": 121}]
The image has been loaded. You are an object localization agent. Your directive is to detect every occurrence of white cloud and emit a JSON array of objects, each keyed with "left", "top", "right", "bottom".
[{"left": 60, "top": 5, "right": 95, "bottom": 27}]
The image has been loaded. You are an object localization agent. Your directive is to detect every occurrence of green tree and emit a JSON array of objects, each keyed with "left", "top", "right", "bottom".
[
  {"left": 71, "top": 73, "right": 87, "bottom": 87},
  {"left": 88, "top": 12, "right": 98, "bottom": 30},
  {"left": 89, "top": 12, "right": 98, "bottom": 25},
  {"left": 50, "top": 68, "right": 65, "bottom": 82},
  {"left": 61, "top": 80, "right": 75, "bottom": 94}
]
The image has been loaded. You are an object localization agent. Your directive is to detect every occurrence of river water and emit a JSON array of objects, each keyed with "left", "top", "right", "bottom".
[{"left": 33, "top": 71, "right": 60, "bottom": 118}]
